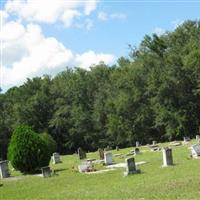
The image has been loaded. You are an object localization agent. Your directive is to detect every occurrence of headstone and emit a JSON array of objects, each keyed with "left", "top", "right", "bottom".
[
  {"left": 0, "top": 160, "right": 9, "bottom": 179},
  {"left": 191, "top": 143, "right": 200, "bottom": 158},
  {"left": 98, "top": 148, "right": 104, "bottom": 160},
  {"left": 78, "top": 161, "right": 93, "bottom": 173},
  {"left": 52, "top": 152, "right": 62, "bottom": 164},
  {"left": 162, "top": 147, "right": 173, "bottom": 167},
  {"left": 116, "top": 146, "right": 119, "bottom": 151},
  {"left": 104, "top": 145, "right": 112, "bottom": 151},
  {"left": 136, "top": 141, "right": 139, "bottom": 147},
  {"left": 78, "top": 148, "right": 87, "bottom": 160},
  {"left": 41, "top": 166, "right": 52, "bottom": 178},
  {"left": 124, "top": 157, "right": 137, "bottom": 176},
  {"left": 152, "top": 141, "right": 156, "bottom": 145},
  {"left": 183, "top": 136, "right": 190, "bottom": 142},
  {"left": 196, "top": 135, "right": 200, "bottom": 140},
  {"left": 134, "top": 147, "right": 140, "bottom": 155},
  {"left": 104, "top": 152, "right": 112, "bottom": 165}
]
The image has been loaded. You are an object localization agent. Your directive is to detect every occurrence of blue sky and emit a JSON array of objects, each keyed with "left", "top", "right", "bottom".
[{"left": 1, "top": 0, "right": 200, "bottom": 91}]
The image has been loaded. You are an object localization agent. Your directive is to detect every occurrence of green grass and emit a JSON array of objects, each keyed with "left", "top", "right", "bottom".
[{"left": 1, "top": 140, "right": 200, "bottom": 200}]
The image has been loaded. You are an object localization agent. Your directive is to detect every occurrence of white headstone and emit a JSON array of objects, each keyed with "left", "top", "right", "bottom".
[
  {"left": 0, "top": 160, "right": 9, "bottom": 179},
  {"left": 196, "top": 135, "right": 200, "bottom": 140},
  {"left": 78, "top": 162, "right": 93, "bottom": 173},
  {"left": 52, "top": 152, "right": 61, "bottom": 164},
  {"left": 162, "top": 147, "right": 173, "bottom": 167},
  {"left": 136, "top": 141, "right": 139, "bottom": 147},
  {"left": 191, "top": 143, "right": 200, "bottom": 158},
  {"left": 152, "top": 141, "right": 156, "bottom": 145},
  {"left": 104, "top": 152, "right": 112, "bottom": 165}
]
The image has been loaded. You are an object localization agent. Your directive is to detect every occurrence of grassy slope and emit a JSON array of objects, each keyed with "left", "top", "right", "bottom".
[{"left": 1, "top": 140, "right": 200, "bottom": 200}]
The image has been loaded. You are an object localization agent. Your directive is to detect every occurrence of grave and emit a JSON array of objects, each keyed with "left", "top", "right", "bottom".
[
  {"left": 41, "top": 166, "right": 52, "bottom": 178},
  {"left": 104, "top": 152, "right": 112, "bottom": 165},
  {"left": 191, "top": 143, "right": 200, "bottom": 158},
  {"left": 134, "top": 147, "right": 140, "bottom": 155},
  {"left": 116, "top": 146, "right": 119, "bottom": 151},
  {"left": 98, "top": 148, "right": 104, "bottom": 160},
  {"left": 104, "top": 145, "right": 112, "bottom": 151},
  {"left": 0, "top": 160, "right": 9, "bottom": 179},
  {"left": 152, "top": 141, "right": 157, "bottom": 145},
  {"left": 52, "top": 152, "right": 62, "bottom": 164},
  {"left": 78, "top": 148, "right": 87, "bottom": 160},
  {"left": 136, "top": 141, "right": 139, "bottom": 147},
  {"left": 162, "top": 147, "right": 173, "bottom": 167},
  {"left": 78, "top": 161, "right": 94, "bottom": 173},
  {"left": 183, "top": 137, "right": 190, "bottom": 142},
  {"left": 124, "top": 157, "right": 138, "bottom": 176},
  {"left": 196, "top": 135, "right": 200, "bottom": 140}
]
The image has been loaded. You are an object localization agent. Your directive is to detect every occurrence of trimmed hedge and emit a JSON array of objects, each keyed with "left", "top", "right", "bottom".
[{"left": 8, "top": 125, "right": 51, "bottom": 173}]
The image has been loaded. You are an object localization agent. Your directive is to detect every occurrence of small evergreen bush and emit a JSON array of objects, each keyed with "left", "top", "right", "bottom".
[{"left": 8, "top": 125, "right": 51, "bottom": 173}]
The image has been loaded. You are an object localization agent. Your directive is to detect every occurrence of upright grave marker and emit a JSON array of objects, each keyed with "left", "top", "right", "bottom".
[
  {"left": 78, "top": 147, "right": 87, "bottom": 160},
  {"left": 183, "top": 137, "right": 190, "bottom": 142},
  {"left": 136, "top": 141, "right": 139, "bottom": 147},
  {"left": 191, "top": 143, "right": 200, "bottom": 158},
  {"left": 0, "top": 160, "right": 9, "bottom": 179},
  {"left": 41, "top": 166, "right": 52, "bottom": 178},
  {"left": 104, "top": 152, "right": 112, "bottom": 165},
  {"left": 124, "top": 157, "right": 137, "bottom": 176},
  {"left": 98, "top": 148, "right": 104, "bottom": 160},
  {"left": 162, "top": 147, "right": 173, "bottom": 167},
  {"left": 52, "top": 152, "right": 62, "bottom": 164}
]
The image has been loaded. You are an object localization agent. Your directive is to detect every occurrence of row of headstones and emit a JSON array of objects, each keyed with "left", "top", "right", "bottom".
[
  {"left": 2, "top": 140, "right": 199, "bottom": 179},
  {"left": 0, "top": 147, "right": 173, "bottom": 179},
  {"left": 0, "top": 152, "right": 62, "bottom": 179},
  {"left": 125, "top": 144, "right": 200, "bottom": 176},
  {"left": 125, "top": 147, "right": 173, "bottom": 176}
]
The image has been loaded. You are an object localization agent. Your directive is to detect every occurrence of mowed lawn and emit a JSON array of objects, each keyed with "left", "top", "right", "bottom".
[{"left": 1, "top": 141, "right": 200, "bottom": 200}]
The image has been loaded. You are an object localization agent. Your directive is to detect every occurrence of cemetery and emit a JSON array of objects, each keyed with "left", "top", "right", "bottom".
[
  {"left": 1, "top": 139, "right": 200, "bottom": 199},
  {"left": 1, "top": 0, "right": 200, "bottom": 199}
]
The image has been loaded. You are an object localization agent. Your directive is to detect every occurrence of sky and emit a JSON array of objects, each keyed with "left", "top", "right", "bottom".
[{"left": 1, "top": 0, "right": 200, "bottom": 92}]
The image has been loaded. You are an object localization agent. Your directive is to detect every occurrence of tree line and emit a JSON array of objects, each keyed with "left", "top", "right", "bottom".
[{"left": 1, "top": 20, "right": 200, "bottom": 159}]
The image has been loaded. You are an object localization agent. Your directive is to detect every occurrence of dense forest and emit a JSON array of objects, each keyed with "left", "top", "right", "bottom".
[{"left": 1, "top": 20, "right": 200, "bottom": 159}]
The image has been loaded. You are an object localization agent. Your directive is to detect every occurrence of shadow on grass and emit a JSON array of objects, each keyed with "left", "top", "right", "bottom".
[{"left": 54, "top": 168, "right": 68, "bottom": 173}]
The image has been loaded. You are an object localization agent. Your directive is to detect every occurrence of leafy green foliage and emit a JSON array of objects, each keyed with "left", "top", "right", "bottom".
[
  {"left": 8, "top": 125, "right": 51, "bottom": 173},
  {"left": 1, "top": 20, "right": 200, "bottom": 154},
  {"left": 40, "top": 133, "right": 57, "bottom": 155}
]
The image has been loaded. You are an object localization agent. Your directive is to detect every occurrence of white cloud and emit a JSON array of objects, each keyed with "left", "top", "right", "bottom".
[
  {"left": 5, "top": 0, "right": 98, "bottom": 27},
  {"left": 61, "top": 10, "right": 81, "bottom": 28},
  {"left": 84, "top": 0, "right": 98, "bottom": 15},
  {"left": 172, "top": 19, "right": 184, "bottom": 29},
  {"left": 1, "top": 20, "right": 115, "bottom": 89},
  {"left": 153, "top": 27, "right": 165, "bottom": 36},
  {"left": 75, "top": 51, "right": 115, "bottom": 70},
  {"left": 98, "top": 11, "right": 108, "bottom": 21},
  {"left": 98, "top": 11, "right": 126, "bottom": 21},
  {"left": 85, "top": 19, "right": 93, "bottom": 30}
]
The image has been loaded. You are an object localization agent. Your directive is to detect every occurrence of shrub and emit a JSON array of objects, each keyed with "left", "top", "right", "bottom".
[
  {"left": 8, "top": 125, "right": 51, "bottom": 173},
  {"left": 39, "top": 133, "right": 57, "bottom": 166},
  {"left": 40, "top": 133, "right": 57, "bottom": 155}
]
